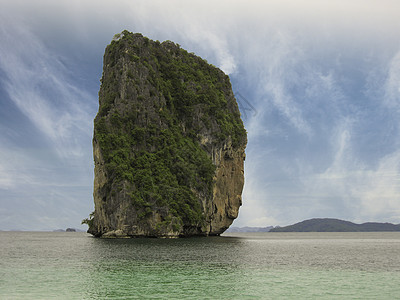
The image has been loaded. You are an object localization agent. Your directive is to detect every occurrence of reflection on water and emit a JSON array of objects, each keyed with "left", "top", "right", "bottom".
[{"left": 1, "top": 232, "right": 400, "bottom": 299}]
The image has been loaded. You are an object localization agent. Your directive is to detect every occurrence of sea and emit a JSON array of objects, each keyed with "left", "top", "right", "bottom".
[{"left": 1, "top": 231, "right": 399, "bottom": 299}]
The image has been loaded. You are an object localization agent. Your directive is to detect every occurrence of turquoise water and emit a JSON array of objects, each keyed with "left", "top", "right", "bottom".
[{"left": 1, "top": 232, "right": 400, "bottom": 299}]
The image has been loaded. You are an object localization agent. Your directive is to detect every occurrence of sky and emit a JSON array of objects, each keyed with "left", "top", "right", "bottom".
[{"left": 1, "top": 0, "right": 400, "bottom": 230}]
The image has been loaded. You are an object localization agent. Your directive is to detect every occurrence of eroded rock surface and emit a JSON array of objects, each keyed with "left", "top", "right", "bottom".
[{"left": 88, "top": 31, "right": 246, "bottom": 237}]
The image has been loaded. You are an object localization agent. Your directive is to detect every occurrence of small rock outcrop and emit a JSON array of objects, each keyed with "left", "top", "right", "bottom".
[{"left": 87, "top": 31, "right": 247, "bottom": 238}]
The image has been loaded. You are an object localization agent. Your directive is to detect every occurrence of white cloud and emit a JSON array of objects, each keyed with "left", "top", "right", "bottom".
[
  {"left": 235, "top": 164, "right": 281, "bottom": 227},
  {"left": 252, "top": 31, "right": 310, "bottom": 136},
  {"left": 384, "top": 51, "right": 400, "bottom": 111},
  {"left": 192, "top": 31, "right": 236, "bottom": 75},
  {"left": 296, "top": 118, "right": 400, "bottom": 223},
  {"left": 0, "top": 146, "right": 33, "bottom": 190},
  {"left": 0, "top": 15, "right": 95, "bottom": 159},
  {"left": 1, "top": 0, "right": 400, "bottom": 229},
  {"left": 0, "top": 164, "right": 14, "bottom": 190},
  {"left": 355, "top": 151, "right": 400, "bottom": 222}
]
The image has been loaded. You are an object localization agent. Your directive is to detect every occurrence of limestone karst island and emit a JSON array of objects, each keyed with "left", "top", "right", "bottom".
[{"left": 85, "top": 31, "right": 247, "bottom": 238}]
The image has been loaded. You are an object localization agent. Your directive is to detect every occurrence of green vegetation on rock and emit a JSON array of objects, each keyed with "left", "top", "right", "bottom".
[{"left": 88, "top": 31, "right": 246, "bottom": 237}]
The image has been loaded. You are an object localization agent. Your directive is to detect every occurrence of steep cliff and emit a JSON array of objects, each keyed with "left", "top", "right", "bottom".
[{"left": 87, "top": 31, "right": 246, "bottom": 238}]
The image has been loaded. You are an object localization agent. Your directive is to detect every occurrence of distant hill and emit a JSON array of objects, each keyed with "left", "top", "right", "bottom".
[
  {"left": 269, "top": 218, "right": 400, "bottom": 232},
  {"left": 53, "top": 228, "right": 86, "bottom": 232},
  {"left": 226, "top": 226, "right": 273, "bottom": 233}
]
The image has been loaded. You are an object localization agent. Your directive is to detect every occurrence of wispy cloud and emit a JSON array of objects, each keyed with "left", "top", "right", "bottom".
[
  {"left": 185, "top": 29, "right": 237, "bottom": 75},
  {"left": 0, "top": 12, "right": 97, "bottom": 230},
  {"left": 0, "top": 164, "right": 14, "bottom": 190},
  {"left": 295, "top": 111, "right": 400, "bottom": 224},
  {"left": 1, "top": 0, "right": 400, "bottom": 229},
  {"left": 384, "top": 51, "right": 400, "bottom": 112},
  {"left": 0, "top": 16, "right": 96, "bottom": 159},
  {"left": 234, "top": 15, "right": 400, "bottom": 225}
]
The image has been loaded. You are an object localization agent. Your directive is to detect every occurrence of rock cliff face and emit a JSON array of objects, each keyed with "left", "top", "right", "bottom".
[{"left": 88, "top": 31, "right": 246, "bottom": 238}]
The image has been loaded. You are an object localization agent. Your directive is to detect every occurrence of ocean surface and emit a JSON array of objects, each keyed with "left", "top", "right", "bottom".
[{"left": 1, "top": 231, "right": 400, "bottom": 299}]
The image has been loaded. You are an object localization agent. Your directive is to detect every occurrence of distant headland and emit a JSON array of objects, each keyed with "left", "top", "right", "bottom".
[{"left": 269, "top": 218, "right": 400, "bottom": 232}]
